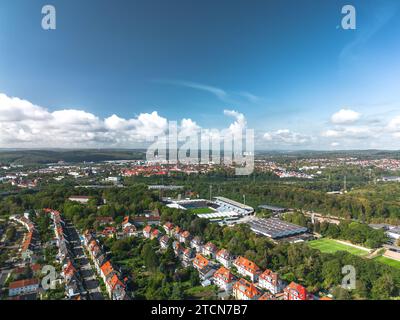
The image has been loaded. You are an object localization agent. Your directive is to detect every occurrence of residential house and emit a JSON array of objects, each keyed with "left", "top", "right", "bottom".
[
  {"left": 202, "top": 242, "right": 217, "bottom": 258},
  {"left": 216, "top": 249, "right": 232, "bottom": 268},
  {"left": 198, "top": 265, "right": 217, "bottom": 281},
  {"left": 159, "top": 235, "right": 170, "bottom": 250},
  {"left": 121, "top": 216, "right": 133, "bottom": 228},
  {"left": 233, "top": 256, "right": 261, "bottom": 282},
  {"left": 150, "top": 229, "right": 160, "bottom": 240},
  {"left": 8, "top": 279, "right": 39, "bottom": 297},
  {"left": 283, "top": 282, "right": 308, "bottom": 300},
  {"left": 132, "top": 215, "right": 160, "bottom": 226},
  {"left": 173, "top": 241, "right": 183, "bottom": 257},
  {"left": 122, "top": 225, "right": 137, "bottom": 237},
  {"left": 68, "top": 195, "right": 92, "bottom": 204},
  {"left": 182, "top": 248, "right": 195, "bottom": 267},
  {"left": 143, "top": 225, "right": 152, "bottom": 239},
  {"left": 258, "top": 269, "right": 284, "bottom": 294},
  {"left": 190, "top": 236, "right": 203, "bottom": 253},
  {"left": 106, "top": 274, "right": 126, "bottom": 300},
  {"left": 258, "top": 292, "right": 277, "bottom": 300},
  {"left": 95, "top": 216, "right": 113, "bottom": 226},
  {"left": 173, "top": 226, "right": 181, "bottom": 239},
  {"left": 101, "top": 226, "right": 117, "bottom": 238},
  {"left": 193, "top": 254, "right": 209, "bottom": 271},
  {"left": 213, "top": 266, "right": 236, "bottom": 293},
  {"left": 179, "top": 230, "right": 191, "bottom": 244},
  {"left": 163, "top": 222, "right": 174, "bottom": 236},
  {"left": 100, "top": 261, "right": 114, "bottom": 285},
  {"left": 233, "top": 278, "right": 261, "bottom": 300}
]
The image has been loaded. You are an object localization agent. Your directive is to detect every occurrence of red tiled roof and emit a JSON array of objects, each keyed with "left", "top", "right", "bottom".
[
  {"left": 213, "top": 266, "right": 235, "bottom": 283},
  {"left": 9, "top": 278, "right": 39, "bottom": 289},
  {"left": 216, "top": 249, "right": 230, "bottom": 259},
  {"left": 122, "top": 216, "right": 130, "bottom": 225},
  {"left": 259, "top": 292, "right": 277, "bottom": 300},
  {"left": 234, "top": 256, "right": 260, "bottom": 275},
  {"left": 100, "top": 261, "right": 114, "bottom": 277},
  {"left": 204, "top": 242, "right": 217, "bottom": 251},
  {"left": 193, "top": 254, "right": 209, "bottom": 269},
  {"left": 164, "top": 222, "right": 174, "bottom": 230},
  {"left": 233, "top": 278, "right": 260, "bottom": 299},
  {"left": 143, "top": 225, "right": 152, "bottom": 233},
  {"left": 285, "top": 282, "right": 308, "bottom": 300},
  {"left": 181, "top": 231, "right": 190, "bottom": 238},
  {"left": 260, "top": 269, "right": 279, "bottom": 284},
  {"left": 108, "top": 274, "right": 125, "bottom": 291}
]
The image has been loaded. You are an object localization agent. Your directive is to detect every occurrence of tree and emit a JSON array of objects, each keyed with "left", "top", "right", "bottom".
[
  {"left": 142, "top": 243, "right": 159, "bottom": 272},
  {"left": 5, "top": 226, "right": 16, "bottom": 242},
  {"left": 321, "top": 260, "right": 341, "bottom": 288},
  {"left": 333, "top": 286, "right": 352, "bottom": 300},
  {"left": 371, "top": 274, "right": 395, "bottom": 300}
]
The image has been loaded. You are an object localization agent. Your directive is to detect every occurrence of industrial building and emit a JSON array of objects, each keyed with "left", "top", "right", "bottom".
[{"left": 248, "top": 218, "right": 307, "bottom": 239}]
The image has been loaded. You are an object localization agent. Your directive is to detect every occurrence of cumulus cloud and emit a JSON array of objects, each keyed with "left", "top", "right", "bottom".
[
  {"left": 386, "top": 116, "right": 400, "bottom": 139},
  {"left": 387, "top": 116, "right": 400, "bottom": 132},
  {"left": 0, "top": 93, "right": 171, "bottom": 148},
  {"left": 321, "top": 127, "right": 373, "bottom": 139},
  {"left": 0, "top": 93, "right": 51, "bottom": 122},
  {"left": 331, "top": 108, "right": 361, "bottom": 124},
  {"left": 223, "top": 109, "right": 247, "bottom": 136},
  {"left": 0, "top": 92, "right": 250, "bottom": 148},
  {"left": 263, "top": 129, "right": 311, "bottom": 145},
  {"left": 179, "top": 118, "right": 201, "bottom": 138}
]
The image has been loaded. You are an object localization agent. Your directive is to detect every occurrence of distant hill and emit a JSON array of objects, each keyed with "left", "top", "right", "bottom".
[
  {"left": 255, "top": 150, "right": 400, "bottom": 160},
  {"left": 0, "top": 149, "right": 146, "bottom": 165},
  {"left": 1, "top": 149, "right": 399, "bottom": 165}
]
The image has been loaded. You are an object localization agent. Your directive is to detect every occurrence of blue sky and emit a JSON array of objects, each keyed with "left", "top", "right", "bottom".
[{"left": 0, "top": 0, "right": 400, "bottom": 149}]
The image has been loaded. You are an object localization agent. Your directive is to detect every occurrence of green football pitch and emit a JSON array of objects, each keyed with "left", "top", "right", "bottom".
[
  {"left": 373, "top": 256, "right": 400, "bottom": 270},
  {"left": 189, "top": 207, "right": 216, "bottom": 214},
  {"left": 308, "top": 238, "right": 369, "bottom": 257}
]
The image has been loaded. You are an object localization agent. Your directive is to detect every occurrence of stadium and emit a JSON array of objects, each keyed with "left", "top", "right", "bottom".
[{"left": 165, "top": 196, "right": 254, "bottom": 223}]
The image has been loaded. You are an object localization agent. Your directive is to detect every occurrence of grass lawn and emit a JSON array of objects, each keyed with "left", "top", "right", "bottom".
[
  {"left": 189, "top": 207, "right": 216, "bottom": 214},
  {"left": 374, "top": 256, "right": 400, "bottom": 270},
  {"left": 184, "top": 285, "right": 218, "bottom": 299},
  {"left": 308, "top": 238, "right": 369, "bottom": 257}
]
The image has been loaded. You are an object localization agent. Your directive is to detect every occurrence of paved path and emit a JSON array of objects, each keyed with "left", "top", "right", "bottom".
[{"left": 64, "top": 221, "right": 105, "bottom": 300}]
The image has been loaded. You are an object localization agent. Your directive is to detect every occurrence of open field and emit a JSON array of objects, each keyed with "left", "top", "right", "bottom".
[
  {"left": 308, "top": 238, "right": 369, "bottom": 257},
  {"left": 374, "top": 256, "right": 400, "bottom": 270},
  {"left": 189, "top": 207, "right": 216, "bottom": 214}
]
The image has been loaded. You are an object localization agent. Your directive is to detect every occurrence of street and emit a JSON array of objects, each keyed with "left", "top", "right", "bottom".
[{"left": 64, "top": 221, "right": 105, "bottom": 300}]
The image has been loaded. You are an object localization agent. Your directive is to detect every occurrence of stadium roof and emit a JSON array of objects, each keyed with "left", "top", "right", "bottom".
[
  {"left": 213, "top": 196, "right": 253, "bottom": 211},
  {"left": 258, "top": 204, "right": 286, "bottom": 212},
  {"left": 248, "top": 218, "right": 307, "bottom": 239}
]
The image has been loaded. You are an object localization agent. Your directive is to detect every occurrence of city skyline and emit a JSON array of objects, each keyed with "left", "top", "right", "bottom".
[{"left": 1, "top": 0, "right": 400, "bottom": 150}]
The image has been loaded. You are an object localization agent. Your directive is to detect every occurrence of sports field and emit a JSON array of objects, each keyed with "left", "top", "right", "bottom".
[
  {"left": 189, "top": 207, "right": 215, "bottom": 214},
  {"left": 308, "top": 238, "right": 369, "bottom": 257},
  {"left": 374, "top": 256, "right": 400, "bottom": 270}
]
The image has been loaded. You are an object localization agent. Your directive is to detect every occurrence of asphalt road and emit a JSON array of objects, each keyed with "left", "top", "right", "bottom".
[{"left": 64, "top": 221, "right": 105, "bottom": 300}]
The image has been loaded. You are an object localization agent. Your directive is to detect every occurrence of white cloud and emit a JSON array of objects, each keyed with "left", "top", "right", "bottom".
[
  {"left": 179, "top": 118, "right": 201, "bottom": 137},
  {"left": 223, "top": 109, "right": 247, "bottom": 136},
  {"left": 263, "top": 129, "right": 311, "bottom": 145},
  {"left": 0, "top": 93, "right": 170, "bottom": 147},
  {"left": 387, "top": 116, "right": 400, "bottom": 132},
  {"left": 322, "top": 127, "right": 373, "bottom": 139},
  {"left": 0, "top": 93, "right": 51, "bottom": 122},
  {"left": 331, "top": 109, "right": 361, "bottom": 124},
  {"left": 0, "top": 92, "right": 251, "bottom": 148},
  {"left": 263, "top": 132, "right": 272, "bottom": 141}
]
